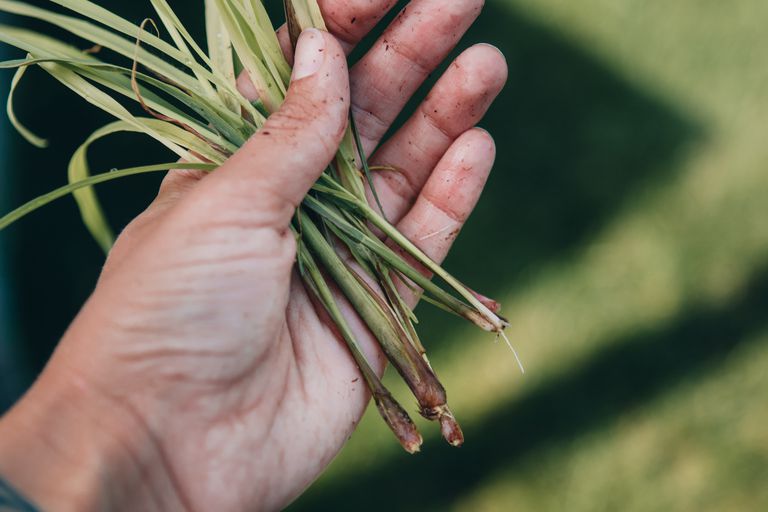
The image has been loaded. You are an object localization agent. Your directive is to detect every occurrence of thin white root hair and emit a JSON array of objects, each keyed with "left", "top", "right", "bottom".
[{"left": 499, "top": 330, "right": 526, "bottom": 375}]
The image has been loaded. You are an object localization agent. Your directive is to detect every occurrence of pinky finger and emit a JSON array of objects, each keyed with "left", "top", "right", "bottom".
[{"left": 391, "top": 127, "right": 496, "bottom": 307}]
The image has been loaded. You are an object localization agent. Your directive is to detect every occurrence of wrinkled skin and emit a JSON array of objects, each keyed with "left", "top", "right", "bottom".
[{"left": 0, "top": 1, "right": 507, "bottom": 510}]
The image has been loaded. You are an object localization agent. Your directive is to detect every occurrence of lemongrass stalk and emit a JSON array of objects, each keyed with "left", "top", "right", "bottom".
[
  {"left": 297, "top": 241, "right": 422, "bottom": 453},
  {"left": 327, "top": 204, "right": 423, "bottom": 353},
  {"left": 309, "top": 175, "right": 507, "bottom": 331},
  {"left": 359, "top": 201, "right": 507, "bottom": 331},
  {"left": 299, "top": 211, "right": 467, "bottom": 448},
  {"left": 375, "top": 262, "right": 428, "bottom": 360},
  {"left": 344, "top": 263, "right": 462, "bottom": 434},
  {"left": 304, "top": 195, "right": 498, "bottom": 330},
  {"left": 345, "top": 251, "right": 464, "bottom": 446},
  {"left": 334, "top": 133, "right": 368, "bottom": 201},
  {"left": 298, "top": 211, "right": 449, "bottom": 413}
]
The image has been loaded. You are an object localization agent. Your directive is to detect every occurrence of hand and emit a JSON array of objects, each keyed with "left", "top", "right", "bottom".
[{"left": 0, "top": 1, "right": 507, "bottom": 510}]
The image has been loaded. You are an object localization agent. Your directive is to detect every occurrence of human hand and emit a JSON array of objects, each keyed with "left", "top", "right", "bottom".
[{"left": 0, "top": 1, "right": 507, "bottom": 511}]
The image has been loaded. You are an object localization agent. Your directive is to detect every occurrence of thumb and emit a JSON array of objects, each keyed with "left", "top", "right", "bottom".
[{"left": 199, "top": 29, "right": 350, "bottom": 228}]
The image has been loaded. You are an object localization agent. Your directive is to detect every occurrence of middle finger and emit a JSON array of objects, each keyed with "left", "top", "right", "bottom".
[{"left": 350, "top": 0, "right": 485, "bottom": 155}]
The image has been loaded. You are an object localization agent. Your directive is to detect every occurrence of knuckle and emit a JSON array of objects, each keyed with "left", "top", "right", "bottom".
[
  {"left": 322, "top": 0, "right": 397, "bottom": 38},
  {"left": 265, "top": 90, "right": 347, "bottom": 151},
  {"left": 267, "top": 94, "right": 322, "bottom": 134}
]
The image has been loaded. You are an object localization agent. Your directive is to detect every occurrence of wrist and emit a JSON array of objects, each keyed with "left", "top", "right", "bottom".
[{"left": 0, "top": 354, "right": 187, "bottom": 511}]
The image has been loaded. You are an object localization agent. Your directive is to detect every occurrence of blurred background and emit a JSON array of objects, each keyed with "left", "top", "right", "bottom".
[{"left": 2, "top": 0, "right": 768, "bottom": 510}]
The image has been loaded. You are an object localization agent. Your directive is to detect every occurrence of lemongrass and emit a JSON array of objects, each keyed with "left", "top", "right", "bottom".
[
  {"left": 297, "top": 239, "right": 423, "bottom": 453},
  {"left": 0, "top": 0, "right": 515, "bottom": 452}
]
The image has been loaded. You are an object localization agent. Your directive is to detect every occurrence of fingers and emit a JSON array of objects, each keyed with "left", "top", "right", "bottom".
[
  {"left": 351, "top": 0, "right": 486, "bottom": 154},
  {"left": 194, "top": 29, "right": 350, "bottom": 229},
  {"left": 392, "top": 128, "right": 496, "bottom": 305},
  {"left": 237, "top": 0, "right": 399, "bottom": 96},
  {"left": 318, "top": 0, "right": 400, "bottom": 51},
  {"left": 281, "top": 0, "right": 401, "bottom": 56},
  {"left": 240, "top": 0, "right": 488, "bottom": 157},
  {"left": 370, "top": 44, "right": 507, "bottom": 222}
]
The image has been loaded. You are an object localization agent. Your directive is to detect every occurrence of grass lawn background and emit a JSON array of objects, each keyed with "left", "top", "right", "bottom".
[{"left": 1, "top": 1, "right": 767, "bottom": 510}]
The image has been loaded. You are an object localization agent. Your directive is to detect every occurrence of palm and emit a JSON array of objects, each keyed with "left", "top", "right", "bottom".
[{"left": 76, "top": 0, "right": 506, "bottom": 509}]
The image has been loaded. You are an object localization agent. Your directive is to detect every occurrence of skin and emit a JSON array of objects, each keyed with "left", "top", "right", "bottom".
[{"left": 0, "top": 1, "right": 507, "bottom": 510}]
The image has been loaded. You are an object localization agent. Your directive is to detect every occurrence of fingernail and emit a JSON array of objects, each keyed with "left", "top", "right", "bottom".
[{"left": 292, "top": 28, "right": 326, "bottom": 81}]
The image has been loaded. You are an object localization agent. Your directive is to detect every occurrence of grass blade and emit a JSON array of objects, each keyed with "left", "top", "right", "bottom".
[
  {"left": 350, "top": 112, "right": 386, "bottom": 218},
  {"left": 0, "top": 162, "right": 215, "bottom": 231},
  {"left": 68, "top": 119, "right": 226, "bottom": 252},
  {"left": 297, "top": 240, "right": 423, "bottom": 453},
  {"left": 205, "top": 0, "right": 239, "bottom": 113},
  {"left": 5, "top": 54, "right": 47, "bottom": 148}
]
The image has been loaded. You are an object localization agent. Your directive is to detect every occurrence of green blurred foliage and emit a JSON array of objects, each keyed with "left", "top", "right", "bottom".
[{"left": 1, "top": 0, "right": 768, "bottom": 510}]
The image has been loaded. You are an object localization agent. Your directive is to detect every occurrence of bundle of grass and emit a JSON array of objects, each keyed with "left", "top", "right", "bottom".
[{"left": 0, "top": 0, "right": 522, "bottom": 453}]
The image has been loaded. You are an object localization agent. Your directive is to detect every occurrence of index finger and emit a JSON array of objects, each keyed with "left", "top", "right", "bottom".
[{"left": 237, "top": 0, "right": 399, "bottom": 100}]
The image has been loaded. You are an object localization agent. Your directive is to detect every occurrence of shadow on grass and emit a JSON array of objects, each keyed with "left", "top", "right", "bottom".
[
  {"left": 3, "top": 3, "right": 755, "bottom": 511},
  {"left": 291, "top": 2, "right": 716, "bottom": 510},
  {"left": 0, "top": 0, "right": 311, "bottom": 388},
  {"left": 412, "top": 1, "right": 703, "bottom": 345},
  {"left": 2, "top": 0, "right": 702, "bottom": 380},
  {"left": 0, "top": 2, "right": 209, "bottom": 381},
  {"left": 294, "top": 259, "right": 768, "bottom": 511}
]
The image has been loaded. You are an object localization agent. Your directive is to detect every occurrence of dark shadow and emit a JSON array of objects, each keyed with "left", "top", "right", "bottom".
[
  {"left": 0, "top": 2, "right": 752, "bottom": 510},
  {"left": 0, "top": 1, "right": 210, "bottom": 378},
  {"left": 293, "top": 260, "right": 768, "bottom": 511},
  {"left": 407, "top": 2, "right": 703, "bottom": 346},
  {"left": 0, "top": 0, "right": 291, "bottom": 387},
  {"left": 290, "top": 2, "right": 714, "bottom": 510},
  {"left": 2, "top": 0, "right": 702, "bottom": 378}
]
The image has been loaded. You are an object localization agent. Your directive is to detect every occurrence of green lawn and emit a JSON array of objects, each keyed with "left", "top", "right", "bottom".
[
  {"left": 1, "top": 0, "right": 766, "bottom": 509},
  {"left": 290, "top": 1, "right": 768, "bottom": 510}
]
